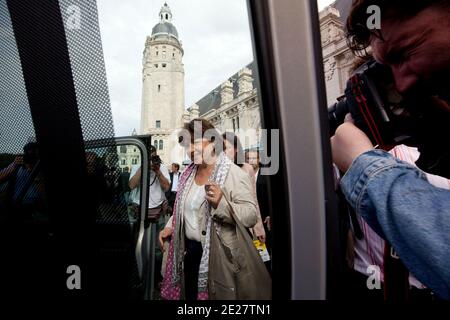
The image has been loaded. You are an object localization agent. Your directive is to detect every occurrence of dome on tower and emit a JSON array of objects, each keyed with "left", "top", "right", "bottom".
[
  {"left": 152, "top": 3, "right": 179, "bottom": 39},
  {"left": 151, "top": 22, "right": 179, "bottom": 38}
]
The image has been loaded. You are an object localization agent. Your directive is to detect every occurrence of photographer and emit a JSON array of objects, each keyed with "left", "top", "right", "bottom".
[
  {"left": 129, "top": 145, "right": 170, "bottom": 217},
  {"left": 129, "top": 144, "right": 170, "bottom": 298},
  {"left": 331, "top": 0, "right": 450, "bottom": 299}
]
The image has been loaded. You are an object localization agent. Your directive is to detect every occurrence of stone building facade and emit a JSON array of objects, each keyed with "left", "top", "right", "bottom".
[
  {"left": 185, "top": 63, "right": 262, "bottom": 151},
  {"left": 320, "top": 4, "right": 354, "bottom": 105},
  {"left": 117, "top": 130, "right": 140, "bottom": 172}
]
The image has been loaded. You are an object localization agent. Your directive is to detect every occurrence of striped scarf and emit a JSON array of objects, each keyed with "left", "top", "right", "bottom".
[{"left": 161, "top": 152, "right": 232, "bottom": 300}]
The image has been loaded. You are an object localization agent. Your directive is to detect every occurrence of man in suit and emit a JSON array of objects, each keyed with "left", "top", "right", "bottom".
[
  {"left": 166, "top": 163, "right": 181, "bottom": 213},
  {"left": 246, "top": 150, "right": 270, "bottom": 230},
  {"left": 246, "top": 149, "right": 272, "bottom": 273}
]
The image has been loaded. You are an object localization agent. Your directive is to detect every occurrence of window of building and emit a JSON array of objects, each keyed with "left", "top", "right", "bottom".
[
  {"left": 154, "top": 140, "right": 158, "bottom": 148},
  {"left": 159, "top": 139, "right": 163, "bottom": 150},
  {"left": 162, "top": 63, "right": 166, "bottom": 68},
  {"left": 132, "top": 158, "right": 137, "bottom": 165},
  {"left": 172, "top": 53, "right": 175, "bottom": 58},
  {"left": 156, "top": 120, "right": 161, "bottom": 128},
  {"left": 133, "top": 148, "right": 136, "bottom": 152},
  {"left": 237, "top": 116, "right": 240, "bottom": 130},
  {"left": 165, "top": 14, "right": 168, "bottom": 20},
  {"left": 120, "top": 145, "right": 126, "bottom": 153},
  {"left": 158, "top": 84, "right": 161, "bottom": 92},
  {"left": 156, "top": 51, "right": 159, "bottom": 56},
  {"left": 154, "top": 64, "right": 158, "bottom": 68},
  {"left": 232, "top": 119, "right": 236, "bottom": 132},
  {"left": 121, "top": 159, "right": 126, "bottom": 165}
]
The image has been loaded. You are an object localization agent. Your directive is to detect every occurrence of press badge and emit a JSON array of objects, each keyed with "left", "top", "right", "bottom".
[{"left": 253, "top": 239, "right": 271, "bottom": 262}]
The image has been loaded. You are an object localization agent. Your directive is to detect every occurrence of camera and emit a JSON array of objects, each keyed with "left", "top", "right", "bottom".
[
  {"left": 150, "top": 154, "right": 162, "bottom": 166},
  {"left": 328, "top": 60, "right": 424, "bottom": 150}
]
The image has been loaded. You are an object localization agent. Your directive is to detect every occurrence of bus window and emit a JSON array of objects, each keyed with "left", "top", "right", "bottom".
[{"left": 97, "top": 0, "right": 274, "bottom": 299}]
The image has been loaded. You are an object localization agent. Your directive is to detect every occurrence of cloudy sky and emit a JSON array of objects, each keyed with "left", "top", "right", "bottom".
[{"left": 97, "top": 0, "right": 335, "bottom": 136}]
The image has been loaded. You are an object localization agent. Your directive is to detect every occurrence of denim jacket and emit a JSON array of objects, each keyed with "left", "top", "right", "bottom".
[{"left": 340, "top": 149, "right": 450, "bottom": 299}]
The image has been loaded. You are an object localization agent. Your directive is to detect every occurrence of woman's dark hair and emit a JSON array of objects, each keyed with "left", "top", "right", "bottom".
[
  {"left": 222, "top": 132, "right": 244, "bottom": 167},
  {"left": 346, "top": 0, "right": 450, "bottom": 57},
  {"left": 179, "top": 118, "right": 224, "bottom": 154}
]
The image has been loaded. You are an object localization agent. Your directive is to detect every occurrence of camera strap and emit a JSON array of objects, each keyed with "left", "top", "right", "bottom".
[
  {"left": 351, "top": 75, "right": 385, "bottom": 148},
  {"left": 149, "top": 173, "right": 157, "bottom": 187}
]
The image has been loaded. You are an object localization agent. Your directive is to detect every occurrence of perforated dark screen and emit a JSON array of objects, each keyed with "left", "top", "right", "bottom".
[
  {"left": 0, "top": 0, "right": 141, "bottom": 298},
  {"left": 1, "top": 0, "right": 117, "bottom": 154},
  {"left": 60, "top": 0, "right": 116, "bottom": 142},
  {"left": 0, "top": 0, "right": 36, "bottom": 154}
]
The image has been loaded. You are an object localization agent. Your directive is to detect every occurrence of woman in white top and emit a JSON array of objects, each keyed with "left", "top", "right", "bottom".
[{"left": 158, "top": 118, "right": 258, "bottom": 300}]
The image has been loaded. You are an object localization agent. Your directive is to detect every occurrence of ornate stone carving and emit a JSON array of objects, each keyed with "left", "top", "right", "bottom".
[
  {"left": 324, "top": 59, "right": 337, "bottom": 81},
  {"left": 237, "top": 67, "right": 253, "bottom": 96}
]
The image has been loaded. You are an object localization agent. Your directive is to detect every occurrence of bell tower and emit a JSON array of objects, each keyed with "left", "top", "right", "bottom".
[{"left": 140, "top": 3, "right": 185, "bottom": 163}]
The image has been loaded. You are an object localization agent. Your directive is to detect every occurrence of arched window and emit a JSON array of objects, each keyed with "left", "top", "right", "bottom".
[
  {"left": 165, "top": 14, "right": 168, "bottom": 20},
  {"left": 121, "top": 159, "right": 126, "bottom": 165},
  {"left": 154, "top": 140, "right": 158, "bottom": 148},
  {"left": 159, "top": 139, "right": 163, "bottom": 150}
]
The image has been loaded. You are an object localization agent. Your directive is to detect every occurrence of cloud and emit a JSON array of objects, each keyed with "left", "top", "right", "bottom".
[{"left": 97, "top": 0, "right": 253, "bottom": 136}]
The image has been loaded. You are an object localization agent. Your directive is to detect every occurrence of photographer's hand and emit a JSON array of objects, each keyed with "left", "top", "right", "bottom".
[
  {"left": 151, "top": 163, "right": 160, "bottom": 173},
  {"left": 153, "top": 164, "right": 170, "bottom": 192},
  {"left": 331, "top": 122, "right": 374, "bottom": 172}
]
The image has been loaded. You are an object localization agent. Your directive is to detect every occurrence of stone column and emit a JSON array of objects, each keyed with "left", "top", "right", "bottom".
[
  {"left": 237, "top": 67, "right": 253, "bottom": 96},
  {"left": 190, "top": 104, "right": 200, "bottom": 120},
  {"left": 220, "top": 80, "right": 233, "bottom": 106}
]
